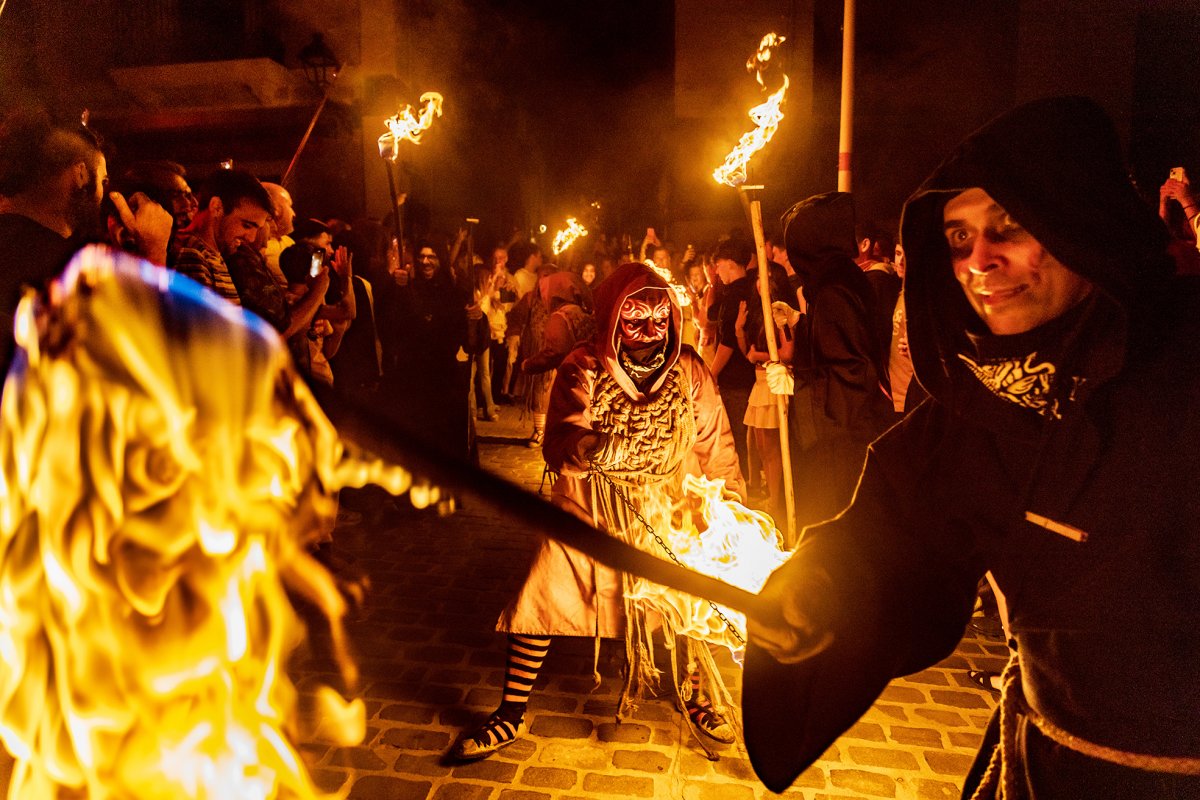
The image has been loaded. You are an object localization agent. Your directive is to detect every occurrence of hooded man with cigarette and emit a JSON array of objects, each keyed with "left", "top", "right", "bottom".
[{"left": 744, "top": 96, "right": 1200, "bottom": 798}]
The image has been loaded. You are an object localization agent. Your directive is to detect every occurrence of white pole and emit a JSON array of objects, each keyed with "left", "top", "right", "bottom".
[{"left": 837, "top": 0, "right": 855, "bottom": 193}]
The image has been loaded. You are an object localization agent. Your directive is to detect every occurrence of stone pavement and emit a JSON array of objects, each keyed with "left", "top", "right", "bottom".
[
  {"left": 294, "top": 405, "right": 1008, "bottom": 800},
  {"left": 0, "top": 403, "right": 1007, "bottom": 799}
]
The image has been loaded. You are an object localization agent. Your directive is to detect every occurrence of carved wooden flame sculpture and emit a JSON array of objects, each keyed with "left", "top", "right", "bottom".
[
  {"left": 378, "top": 92, "right": 444, "bottom": 161},
  {"left": 0, "top": 247, "right": 411, "bottom": 798},
  {"left": 626, "top": 475, "right": 791, "bottom": 658},
  {"left": 712, "top": 33, "right": 789, "bottom": 188}
]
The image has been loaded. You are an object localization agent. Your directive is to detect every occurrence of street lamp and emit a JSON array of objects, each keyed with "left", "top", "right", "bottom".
[
  {"left": 299, "top": 33, "right": 341, "bottom": 90},
  {"left": 282, "top": 33, "right": 342, "bottom": 187}
]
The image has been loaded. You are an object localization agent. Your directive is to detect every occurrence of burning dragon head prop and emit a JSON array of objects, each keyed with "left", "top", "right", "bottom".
[{"left": 0, "top": 246, "right": 390, "bottom": 798}]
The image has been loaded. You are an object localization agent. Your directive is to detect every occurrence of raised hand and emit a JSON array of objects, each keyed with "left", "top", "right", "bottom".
[{"left": 109, "top": 191, "right": 173, "bottom": 266}]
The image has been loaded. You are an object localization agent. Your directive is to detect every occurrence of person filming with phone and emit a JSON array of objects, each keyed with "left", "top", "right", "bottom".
[
  {"left": 1158, "top": 166, "right": 1200, "bottom": 271},
  {"left": 277, "top": 219, "right": 356, "bottom": 386}
]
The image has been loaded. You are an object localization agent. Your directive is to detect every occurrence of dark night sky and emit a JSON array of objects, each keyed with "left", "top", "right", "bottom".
[
  {"left": 397, "top": 0, "right": 677, "bottom": 245},
  {"left": 2, "top": 0, "right": 1199, "bottom": 252}
]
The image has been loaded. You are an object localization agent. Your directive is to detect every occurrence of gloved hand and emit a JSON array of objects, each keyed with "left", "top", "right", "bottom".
[
  {"left": 560, "top": 431, "right": 613, "bottom": 476},
  {"left": 765, "top": 361, "right": 794, "bottom": 396},
  {"left": 747, "top": 560, "right": 835, "bottom": 664},
  {"left": 771, "top": 301, "right": 800, "bottom": 329}
]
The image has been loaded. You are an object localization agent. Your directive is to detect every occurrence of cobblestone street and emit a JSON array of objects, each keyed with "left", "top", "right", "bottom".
[{"left": 297, "top": 406, "right": 1007, "bottom": 800}]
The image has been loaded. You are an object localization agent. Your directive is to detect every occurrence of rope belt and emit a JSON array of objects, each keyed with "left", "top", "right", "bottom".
[
  {"left": 1022, "top": 692, "right": 1200, "bottom": 775},
  {"left": 974, "top": 655, "right": 1200, "bottom": 799}
]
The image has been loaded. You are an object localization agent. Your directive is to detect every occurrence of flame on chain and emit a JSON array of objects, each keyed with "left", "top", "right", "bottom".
[
  {"left": 712, "top": 33, "right": 789, "bottom": 188},
  {"left": 551, "top": 218, "right": 588, "bottom": 256},
  {"left": 0, "top": 246, "right": 442, "bottom": 799},
  {"left": 625, "top": 474, "right": 791, "bottom": 659},
  {"left": 377, "top": 92, "right": 444, "bottom": 161}
]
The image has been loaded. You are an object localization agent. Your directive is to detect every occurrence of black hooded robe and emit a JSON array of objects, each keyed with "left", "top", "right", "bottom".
[{"left": 744, "top": 97, "right": 1200, "bottom": 799}]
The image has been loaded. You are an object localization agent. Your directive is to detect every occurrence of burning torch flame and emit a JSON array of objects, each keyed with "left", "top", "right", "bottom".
[
  {"left": 712, "top": 33, "right": 789, "bottom": 188},
  {"left": 0, "top": 247, "right": 437, "bottom": 799},
  {"left": 378, "top": 92, "right": 444, "bottom": 161},
  {"left": 552, "top": 218, "right": 588, "bottom": 256},
  {"left": 646, "top": 261, "right": 692, "bottom": 309},
  {"left": 747, "top": 32, "right": 786, "bottom": 87},
  {"left": 626, "top": 474, "right": 791, "bottom": 658}
]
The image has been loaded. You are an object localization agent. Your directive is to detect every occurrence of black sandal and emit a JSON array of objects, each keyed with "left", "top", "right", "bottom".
[
  {"left": 686, "top": 700, "right": 735, "bottom": 744},
  {"left": 453, "top": 711, "right": 526, "bottom": 760},
  {"left": 967, "top": 670, "right": 1001, "bottom": 696}
]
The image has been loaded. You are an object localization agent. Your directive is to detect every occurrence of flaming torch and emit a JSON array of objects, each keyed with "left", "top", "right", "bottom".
[
  {"left": 712, "top": 32, "right": 788, "bottom": 187},
  {"left": 645, "top": 261, "right": 693, "bottom": 310},
  {"left": 378, "top": 92, "right": 444, "bottom": 156},
  {"left": 712, "top": 33, "right": 797, "bottom": 544},
  {"left": 551, "top": 217, "right": 588, "bottom": 256},
  {"left": 377, "top": 92, "right": 445, "bottom": 270}
]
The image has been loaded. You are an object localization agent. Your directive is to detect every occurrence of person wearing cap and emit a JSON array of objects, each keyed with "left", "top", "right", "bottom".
[{"left": 744, "top": 96, "right": 1200, "bottom": 799}]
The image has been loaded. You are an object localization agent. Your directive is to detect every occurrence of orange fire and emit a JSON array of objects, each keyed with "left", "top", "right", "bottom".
[
  {"left": 646, "top": 262, "right": 692, "bottom": 309},
  {"left": 625, "top": 475, "right": 791, "bottom": 657},
  {"left": 378, "top": 92, "right": 444, "bottom": 161},
  {"left": 712, "top": 33, "right": 790, "bottom": 188},
  {"left": 0, "top": 247, "right": 427, "bottom": 798},
  {"left": 551, "top": 217, "right": 588, "bottom": 255},
  {"left": 747, "top": 32, "right": 786, "bottom": 87}
]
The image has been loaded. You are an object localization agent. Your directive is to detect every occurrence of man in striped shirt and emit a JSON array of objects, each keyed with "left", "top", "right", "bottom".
[{"left": 171, "top": 169, "right": 272, "bottom": 305}]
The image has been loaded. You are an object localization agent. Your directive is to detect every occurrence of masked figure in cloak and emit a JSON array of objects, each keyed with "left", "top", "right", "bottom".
[
  {"left": 453, "top": 262, "right": 746, "bottom": 760},
  {"left": 744, "top": 97, "right": 1200, "bottom": 799}
]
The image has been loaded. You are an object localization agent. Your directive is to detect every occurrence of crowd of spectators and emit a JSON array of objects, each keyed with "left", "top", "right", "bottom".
[{"left": 5, "top": 101, "right": 1200, "bottom": 537}]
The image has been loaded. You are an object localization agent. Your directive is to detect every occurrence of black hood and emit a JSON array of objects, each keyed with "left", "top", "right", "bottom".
[
  {"left": 900, "top": 96, "right": 1174, "bottom": 413},
  {"left": 782, "top": 191, "right": 859, "bottom": 289}
]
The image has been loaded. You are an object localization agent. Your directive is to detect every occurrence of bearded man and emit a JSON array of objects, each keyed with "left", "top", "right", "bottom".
[
  {"left": 0, "top": 109, "right": 172, "bottom": 372},
  {"left": 171, "top": 169, "right": 273, "bottom": 306},
  {"left": 453, "top": 262, "right": 746, "bottom": 760},
  {"left": 0, "top": 111, "right": 106, "bottom": 369}
]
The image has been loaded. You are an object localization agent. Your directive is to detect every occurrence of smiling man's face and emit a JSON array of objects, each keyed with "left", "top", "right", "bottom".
[{"left": 943, "top": 188, "right": 1094, "bottom": 335}]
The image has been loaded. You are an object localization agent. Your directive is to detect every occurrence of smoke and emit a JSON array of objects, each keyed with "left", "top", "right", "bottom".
[{"left": 379, "top": 0, "right": 676, "bottom": 246}]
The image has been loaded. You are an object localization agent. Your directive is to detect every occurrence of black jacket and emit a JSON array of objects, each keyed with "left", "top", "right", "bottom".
[{"left": 745, "top": 97, "right": 1200, "bottom": 797}]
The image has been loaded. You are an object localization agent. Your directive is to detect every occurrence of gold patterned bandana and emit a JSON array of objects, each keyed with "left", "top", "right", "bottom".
[
  {"left": 958, "top": 351, "right": 1060, "bottom": 418},
  {"left": 619, "top": 342, "right": 667, "bottom": 386}
]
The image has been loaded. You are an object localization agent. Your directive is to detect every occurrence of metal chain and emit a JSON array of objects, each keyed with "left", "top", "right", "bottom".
[{"left": 588, "top": 461, "right": 745, "bottom": 647}]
